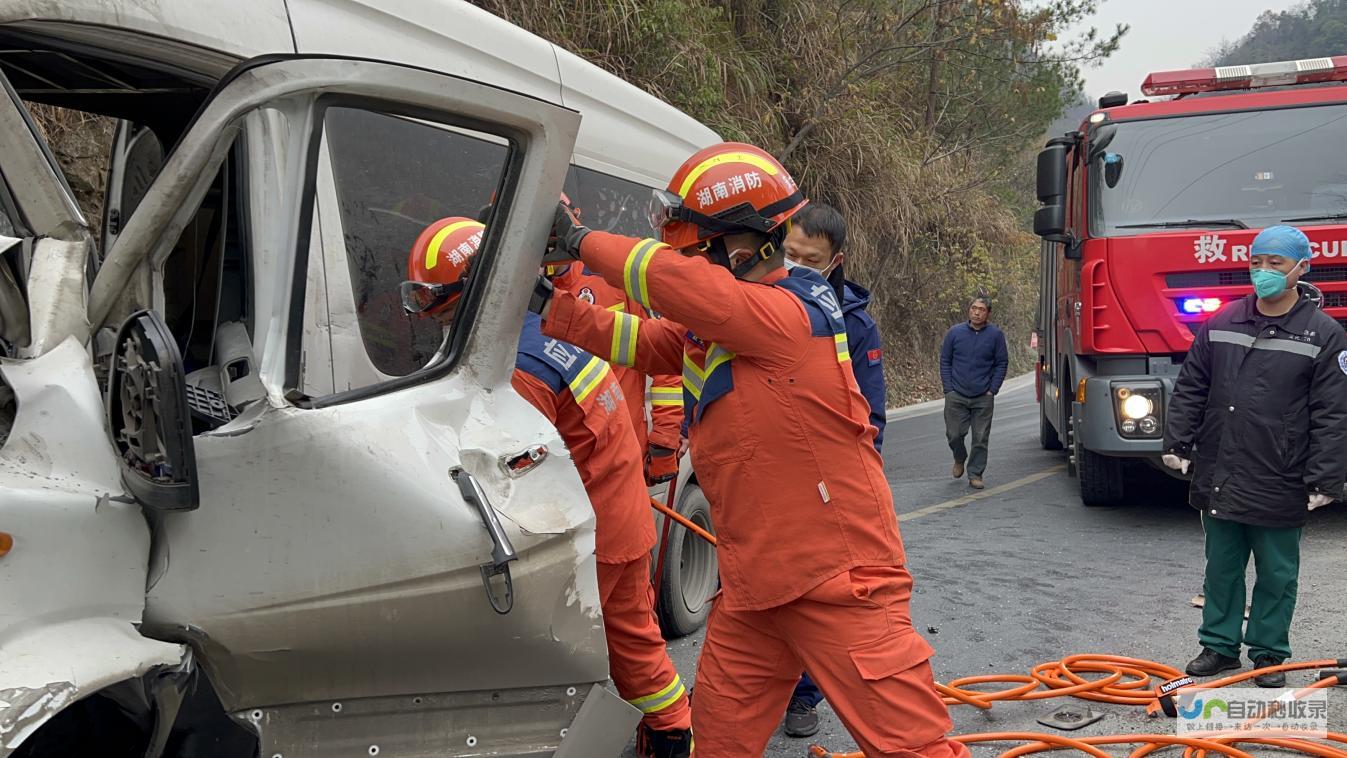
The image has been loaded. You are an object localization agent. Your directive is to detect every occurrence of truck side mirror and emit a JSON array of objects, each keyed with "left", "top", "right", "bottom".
[
  {"left": 1036, "top": 143, "right": 1069, "bottom": 202},
  {"left": 106, "top": 309, "right": 200, "bottom": 512},
  {"left": 1104, "top": 153, "right": 1124, "bottom": 188},
  {"left": 1034, "top": 204, "right": 1067, "bottom": 239},
  {"left": 1034, "top": 139, "right": 1073, "bottom": 245}
]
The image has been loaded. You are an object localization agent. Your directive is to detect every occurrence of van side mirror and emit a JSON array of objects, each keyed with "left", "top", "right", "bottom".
[{"left": 107, "top": 309, "right": 200, "bottom": 512}]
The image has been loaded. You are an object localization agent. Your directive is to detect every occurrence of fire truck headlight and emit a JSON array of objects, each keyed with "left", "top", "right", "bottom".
[
  {"left": 1112, "top": 381, "right": 1165, "bottom": 439},
  {"left": 1121, "top": 394, "right": 1153, "bottom": 420}
]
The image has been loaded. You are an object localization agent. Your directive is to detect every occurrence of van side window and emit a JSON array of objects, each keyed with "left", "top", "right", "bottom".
[
  {"left": 325, "top": 108, "right": 508, "bottom": 377},
  {"left": 571, "top": 167, "right": 657, "bottom": 238}
]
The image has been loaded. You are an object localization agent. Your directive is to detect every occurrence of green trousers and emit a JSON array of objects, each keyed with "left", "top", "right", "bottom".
[{"left": 1199, "top": 512, "right": 1302, "bottom": 662}]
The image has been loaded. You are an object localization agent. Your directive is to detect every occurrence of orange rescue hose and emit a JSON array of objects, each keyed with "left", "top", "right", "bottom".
[
  {"left": 649, "top": 495, "right": 717, "bottom": 546},
  {"left": 808, "top": 655, "right": 1346, "bottom": 757}
]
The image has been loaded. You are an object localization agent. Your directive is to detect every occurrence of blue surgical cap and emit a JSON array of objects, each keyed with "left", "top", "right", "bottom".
[{"left": 1250, "top": 225, "right": 1311, "bottom": 262}]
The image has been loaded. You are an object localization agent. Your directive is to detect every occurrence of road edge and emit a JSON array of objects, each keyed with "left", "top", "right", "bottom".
[{"left": 885, "top": 372, "right": 1035, "bottom": 423}]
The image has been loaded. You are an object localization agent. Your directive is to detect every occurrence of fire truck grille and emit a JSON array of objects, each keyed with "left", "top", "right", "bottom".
[{"left": 1166, "top": 265, "right": 1347, "bottom": 287}]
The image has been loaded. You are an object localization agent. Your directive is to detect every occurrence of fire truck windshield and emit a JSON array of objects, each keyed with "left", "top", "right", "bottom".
[{"left": 1088, "top": 102, "right": 1347, "bottom": 238}]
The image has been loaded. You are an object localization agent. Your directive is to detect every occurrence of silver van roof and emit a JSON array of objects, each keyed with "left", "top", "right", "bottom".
[{"left": 2, "top": 0, "right": 719, "bottom": 187}]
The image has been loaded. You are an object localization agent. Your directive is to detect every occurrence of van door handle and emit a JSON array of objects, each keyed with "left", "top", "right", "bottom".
[{"left": 451, "top": 468, "right": 517, "bottom": 614}]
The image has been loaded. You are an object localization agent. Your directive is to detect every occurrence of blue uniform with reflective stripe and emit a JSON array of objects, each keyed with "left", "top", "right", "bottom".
[
  {"left": 682, "top": 268, "right": 849, "bottom": 429},
  {"left": 516, "top": 312, "right": 610, "bottom": 403}
]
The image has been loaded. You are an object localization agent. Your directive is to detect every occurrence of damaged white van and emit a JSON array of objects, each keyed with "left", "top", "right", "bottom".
[{"left": 0, "top": 2, "right": 718, "bottom": 756}]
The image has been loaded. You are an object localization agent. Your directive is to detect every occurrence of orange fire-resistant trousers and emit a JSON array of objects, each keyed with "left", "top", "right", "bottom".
[
  {"left": 691, "top": 565, "right": 969, "bottom": 758},
  {"left": 597, "top": 553, "right": 692, "bottom": 733}
]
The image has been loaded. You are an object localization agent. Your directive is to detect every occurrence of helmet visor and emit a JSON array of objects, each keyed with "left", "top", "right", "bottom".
[{"left": 400, "top": 280, "right": 462, "bottom": 315}]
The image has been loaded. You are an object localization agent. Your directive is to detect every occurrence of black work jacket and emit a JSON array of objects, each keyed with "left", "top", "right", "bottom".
[{"left": 1164, "top": 294, "right": 1347, "bottom": 527}]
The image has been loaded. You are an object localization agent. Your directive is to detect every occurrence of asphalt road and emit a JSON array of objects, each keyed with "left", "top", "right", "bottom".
[{"left": 653, "top": 379, "right": 1347, "bottom": 756}]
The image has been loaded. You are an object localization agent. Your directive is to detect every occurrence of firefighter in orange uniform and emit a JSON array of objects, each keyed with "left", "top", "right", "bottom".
[
  {"left": 547, "top": 260, "right": 686, "bottom": 483},
  {"left": 538, "top": 144, "right": 968, "bottom": 757},
  {"left": 402, "top": 218, "right": 692, "bottom": 758}
]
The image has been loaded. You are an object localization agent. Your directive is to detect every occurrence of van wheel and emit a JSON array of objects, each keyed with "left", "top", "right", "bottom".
[
  {"left": 1039, "top": 402, "right": 1063, "bottom": 450},
  {"left": 656, "top": 483, "right": 717, "bottom": 639},
  {"left": 1079, "top": 447, "right": 1125, "bottom": 506}
]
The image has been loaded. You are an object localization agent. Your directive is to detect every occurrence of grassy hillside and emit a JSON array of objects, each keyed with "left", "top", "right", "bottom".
[{"left": 1205, "top": 0, "right": 1347, "bottom": 66}]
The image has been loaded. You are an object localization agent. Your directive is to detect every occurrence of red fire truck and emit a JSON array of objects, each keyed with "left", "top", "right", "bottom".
[{"left": 1034, "top": 56, "right": 1347, "bottom": 506}]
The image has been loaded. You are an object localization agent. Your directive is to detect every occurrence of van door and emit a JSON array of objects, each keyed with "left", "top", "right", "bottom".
[{"left": 79, "top": 57, "right": 605, "bottom": 756}]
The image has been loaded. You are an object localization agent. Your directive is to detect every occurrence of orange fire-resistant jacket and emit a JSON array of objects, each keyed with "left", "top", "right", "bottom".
[
  {"left": 550, "top": 263, "right": 684, "bottom": 450},
  {"left": 543, "top": 232, "right": 902, "bottom": 610},
  {"left": 512, "top": 312, "right": 656, "bottom": 564}
]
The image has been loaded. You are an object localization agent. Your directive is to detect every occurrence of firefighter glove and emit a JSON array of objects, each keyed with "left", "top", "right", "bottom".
[
  {"left": 1162, "top": 454, "right": 1191, "bottom": 475},
  {"left": 646, "top": 444, "right": 678, "bottom": 485},
  {"left": 546, "top": 202, "right": 590, "bottom": 262},
  {"left": 528, "top": 273, "right": 554, "bottom": 316}
]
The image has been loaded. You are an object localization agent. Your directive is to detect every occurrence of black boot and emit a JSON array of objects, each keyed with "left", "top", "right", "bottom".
[
  {"left": 783, "top": 696, "right": 820, "bottom": 737},
  {"left": 1252, "top": 656, "right": 1286, "bottom": 688},
  {"left": 635, "top": 724, "right": 692, "bottom": 758},
  {"left": 1186, "top": 648, "right": 1242, "bottom": 677}
]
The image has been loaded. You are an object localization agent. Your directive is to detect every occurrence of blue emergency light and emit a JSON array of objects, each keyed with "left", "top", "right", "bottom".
[{"left": 1180, "top": 297, "right": 1223, "bottom": 315}]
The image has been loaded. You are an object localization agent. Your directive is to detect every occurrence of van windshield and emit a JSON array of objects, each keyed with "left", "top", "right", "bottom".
[{"left": 1088, "top": 103, "right": 1347, "bottom": 237}]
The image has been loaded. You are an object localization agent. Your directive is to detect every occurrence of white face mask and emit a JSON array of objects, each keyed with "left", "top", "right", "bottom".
[{"left": 783, "top": 255, "right": 839, "bottom": 277}]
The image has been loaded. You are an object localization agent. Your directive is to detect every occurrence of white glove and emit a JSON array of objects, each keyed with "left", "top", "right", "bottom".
[
  {"left": 1162, "top": 454, "right": 1191, "bottom": 474},
  {"left": 1308, "top": 493, "right": 1334, "bottom": 511}
]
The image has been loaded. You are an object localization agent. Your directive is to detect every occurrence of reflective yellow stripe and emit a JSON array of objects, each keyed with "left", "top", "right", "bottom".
[
  {"left": 623, "top": 239, "right": 660, "bottom": 310},
  {"left": 424, "top": 220, "right": 484, "bottom": 270},
  {"left": 682, "top": 345, "right": 733, "bottom": 381},
  {"left": 677, "top": 152, "right": 780, "bottom": 198},
  {"left": 606, "top": 302, "right": 626, "bottom": 312},
  {"left": 681, "top": 344, "right": 734, "bottom": 401},
  {"left": 641, "top": 682, "right": 686, "bottom": 713},
  {"left": 834, "top": 333, "right": 850, "bottom": 363},
  {"left": 610, "top": 311, "right": 640, "bottom": 368},
  {"left": 680, "top": 379, "right": 701, "bottom": 400},
  {"left": 569, "top": 356, "right": 610, "bottom": 403},
  {"left": 628, "top": 675, "right": 686, "bottom": 714},
  {"left": 682, "top": 352, "right": 706, "bottom": 381},
  {"left": 681, "top": 353, "right": 704, "bottom": 400},
  {"left": 651, "top": 387, "right": 683, "bottom": 407}
]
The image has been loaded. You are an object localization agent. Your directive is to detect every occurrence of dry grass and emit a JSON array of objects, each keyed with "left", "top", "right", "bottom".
[
  {"left": 26, "top": 103, "right": 116, "bottom": 246},
  {"left": 474, "top": 0, "right": 1046, "bottom": 404}
]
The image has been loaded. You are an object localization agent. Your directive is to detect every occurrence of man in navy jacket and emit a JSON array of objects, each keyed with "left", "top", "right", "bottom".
[{"left": 940, "top": 297, "right": 1008, "bottom": 489}]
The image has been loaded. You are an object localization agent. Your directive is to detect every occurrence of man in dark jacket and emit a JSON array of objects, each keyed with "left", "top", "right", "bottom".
[
  {"left": 940, "top": 297, "right": 1009, "bottom": 489},
  {"left": 1164, "top": 225, "right": 1347, "bottom": 688},
  {"left": 777, "top": 202, "right": 888, "bottom": 737},
  {"left": 781, "top": 203, "right": 887, "bottom": 449}
]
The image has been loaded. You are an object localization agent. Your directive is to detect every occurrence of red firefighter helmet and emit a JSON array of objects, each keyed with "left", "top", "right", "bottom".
[
  {"left": 402, "top": 216, "right": 485, "bottom": 317},
  {"left": 649, "top": 142, "right": 807, "bottom": 251}
]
